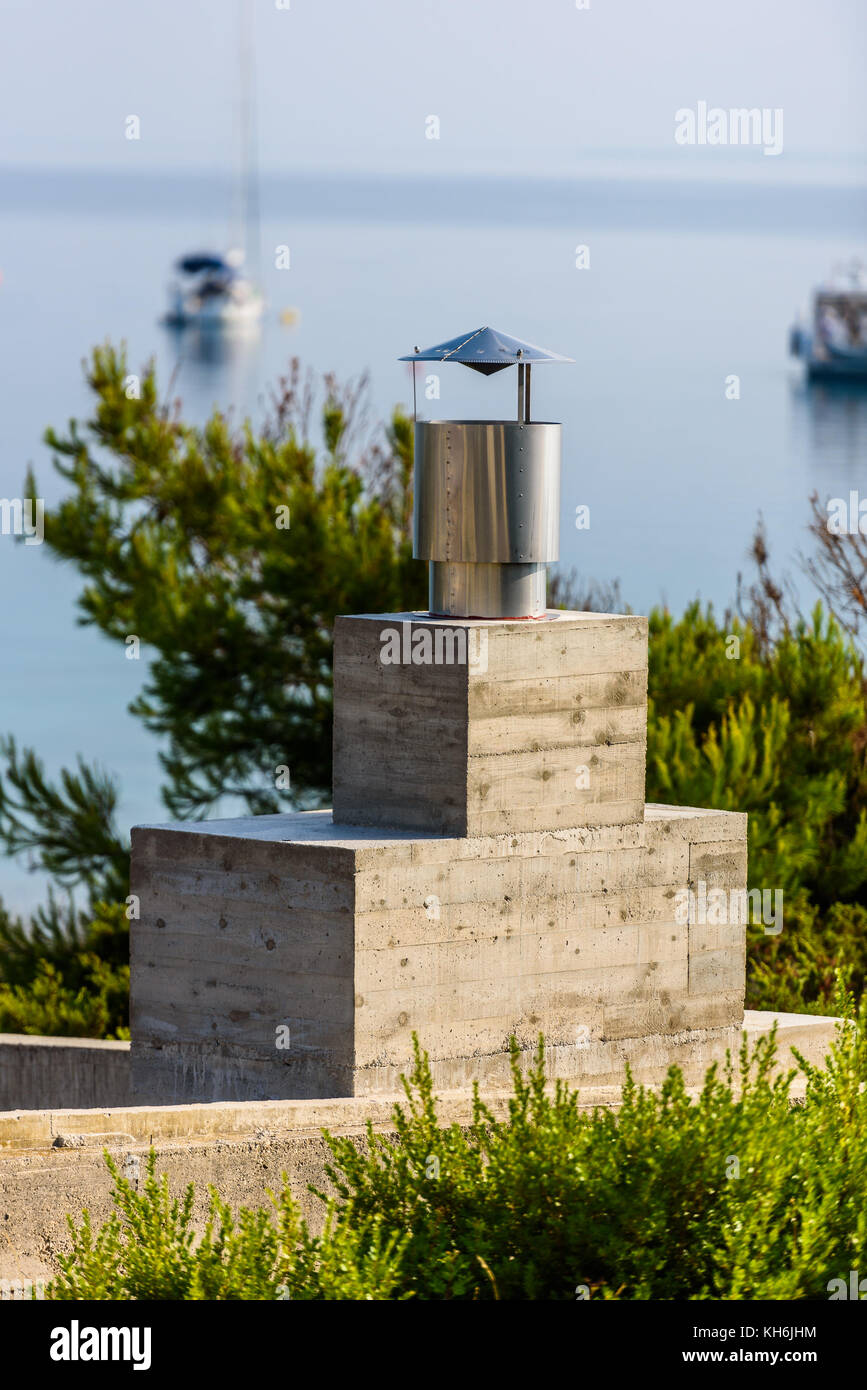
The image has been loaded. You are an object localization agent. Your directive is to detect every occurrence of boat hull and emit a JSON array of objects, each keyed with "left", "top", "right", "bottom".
[
  {"left": 807, "top": 359, "right": 867, "bottom": 381},
  {"left": 790, "top": 328, "right": 867, "bottom": 382}
]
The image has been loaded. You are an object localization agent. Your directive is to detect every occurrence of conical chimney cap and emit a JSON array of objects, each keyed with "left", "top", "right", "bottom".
[{"left": 399, "top": 325, "right": 573, "bottom": 376}]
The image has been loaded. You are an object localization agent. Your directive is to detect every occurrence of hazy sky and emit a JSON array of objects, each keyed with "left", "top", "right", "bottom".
[{"left": 1, "top": 0, "right": 865, "bottom": 178}]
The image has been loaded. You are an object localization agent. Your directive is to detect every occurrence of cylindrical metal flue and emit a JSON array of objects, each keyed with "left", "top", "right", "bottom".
[
  {"left": 429, "top": 561, "right": 548, "bottom": 620},
  {"left": 413, "top": 420, "right": 560, "bottom": 618}
]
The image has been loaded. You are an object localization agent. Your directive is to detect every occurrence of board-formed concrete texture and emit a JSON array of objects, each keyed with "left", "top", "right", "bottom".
[
  {"left": 129, "top": 606, "right": 749, "bottom": 1103},
  {"left": 0, "top": 1035, "right": 130, "bottom": 1112},
  {"left": 130, "top": 803, "right": 747, "bottom": 1103},
  {"left": 332, "top": 611, "right": 648, "bottom": 835}
]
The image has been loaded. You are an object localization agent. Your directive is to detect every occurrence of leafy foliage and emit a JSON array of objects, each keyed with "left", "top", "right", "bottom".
[
  {"left": 31, "top": 345, "right": 424, "bottom": 820},
  {"left": 0, "top": 348, "right": 423, "bottom": 1033},
  {"left": 48, "top": 1002, "right": 867, "bottom": 1300},
  {"left": 0, "top": 737, "right": 128, "bottom": 901},
  {"left": 0, "top": 740, "right": 129, "bottom": 1035},
  {"left": 646, "top": 602, "right": 867, "bottom": 1012},
  {"left": 0, "top": 901, "right": 129, "bottom": 1038},
  {"left": 48, "top": 1152, "right": 408, "bottom": 1301},
  {"left": 317, "top": 1003, "right": 867, "bottom": 1300}
]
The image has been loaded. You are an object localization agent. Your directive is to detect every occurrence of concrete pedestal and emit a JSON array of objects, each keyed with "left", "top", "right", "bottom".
[
  {"left": 130, "top": 804, "right": 747, "bottom": 1102},
  {"left": 130, "top": 609, "right": 748, "bottom": 1103}
]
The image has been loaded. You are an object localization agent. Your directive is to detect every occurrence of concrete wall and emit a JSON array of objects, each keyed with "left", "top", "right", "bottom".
[{"left": 0, "top": 1035, "right": 130, "bottom": 1112}]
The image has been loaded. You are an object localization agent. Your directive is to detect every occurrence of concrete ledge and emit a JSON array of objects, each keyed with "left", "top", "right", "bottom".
[
  {"left": 0, "top": 1009, "right": 841, "bottom": 1135},
  {"left": 0, "top": 1034, "right": 130, "bottom": 1112},
  {"left": 0, "top": 1010, "right": 842, "bottom": 1150},
  {"left": 743, "top": 1009, "right": 844, "bottom": 1071}
]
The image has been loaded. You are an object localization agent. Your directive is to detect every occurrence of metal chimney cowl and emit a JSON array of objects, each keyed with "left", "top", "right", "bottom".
[
  {"left": 400, "top": 326, "right": 572, "bottom": 619},
  {"left": 414, "top": 419, "right": 560, "bottom": 619}
]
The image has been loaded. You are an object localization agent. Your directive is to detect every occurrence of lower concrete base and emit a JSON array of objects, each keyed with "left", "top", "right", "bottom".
[
  {"left": 130, "top": 805, "right": 749, "bottom": 1102},
  {"left": 133, "top": 1021, "right": 745, "bottom": 1102},
  {"left": 0, "top": 1010, "right": 843, "bottom": 1291},
  {"left": 2, "top": 1010, "right": 818, "bottom": 1115}
]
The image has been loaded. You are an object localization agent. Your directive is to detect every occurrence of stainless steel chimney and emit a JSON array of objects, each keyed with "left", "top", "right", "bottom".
[{"left": 400, "top": 326, "right": 573, "bottom": 619}]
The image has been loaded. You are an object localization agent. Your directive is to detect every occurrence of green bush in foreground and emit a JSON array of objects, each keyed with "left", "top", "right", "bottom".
[
  {"left": 47, "top": 1157, "right": 409, "bottom": 1301},
  {"left": 48, "top": 986, "right": 867, "bottom": 1301}
]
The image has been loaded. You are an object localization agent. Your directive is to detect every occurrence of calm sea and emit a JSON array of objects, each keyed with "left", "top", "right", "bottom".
[{"left": 2, "top": 165, "right": 866, "bottom": 913}]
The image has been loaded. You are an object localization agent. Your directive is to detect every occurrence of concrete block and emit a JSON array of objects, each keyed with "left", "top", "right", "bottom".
[
  {"left": 689, "top": 839, "right": 749, "bottom": 888},
  {"left": 332, "top": 611, "right": 648, "bottom": 835},
  {"left": 603, "top": 991, "right": 744, "bottom": 1041},
  {"left": 130, "top": 803, "right": 746, "bottom": 1101}
]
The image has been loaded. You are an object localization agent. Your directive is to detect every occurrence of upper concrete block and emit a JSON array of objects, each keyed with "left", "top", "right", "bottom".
[{"left": 332, "top": 611, "right": 648, "bottom": 836}]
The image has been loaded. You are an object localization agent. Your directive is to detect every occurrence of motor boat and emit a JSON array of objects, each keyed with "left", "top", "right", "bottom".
[{"left": 790, "top": 260, "right": 867, "bottom": 381}]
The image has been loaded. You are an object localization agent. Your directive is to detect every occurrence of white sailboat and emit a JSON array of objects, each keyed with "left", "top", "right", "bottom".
[{"left": 165, "top": 250, "right": 264, "bottom": 328}]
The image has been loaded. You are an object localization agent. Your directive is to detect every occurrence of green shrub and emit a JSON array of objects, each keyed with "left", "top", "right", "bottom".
[
  {"left": 47, "top": 1152, "right": 409, "bottom": 1301},
  {"left": 647, "top": 603, "right": 867, "bottom": 1013},
  {"left": 1, "top": 349, "right": 422, "bottom": 1035},
  {"left": 49, "top": 997, "right": 867, "bottom": 1301},
  {"left": 0, "top": 901, "right": 129, "bottom": 1038},
  {"left": 0, "top": 742, "right": 131, "bottom": 1036},
  {"left": 319, "top": 998, "right": 867, "bottom": 1300}
]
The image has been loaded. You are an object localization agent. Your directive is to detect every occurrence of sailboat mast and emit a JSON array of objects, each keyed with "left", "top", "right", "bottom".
[{"left": 237, "top": 0, "right": 260, "bottom": 276}]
